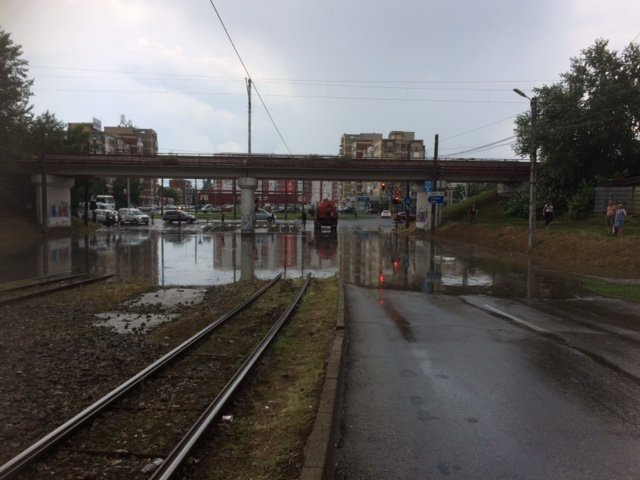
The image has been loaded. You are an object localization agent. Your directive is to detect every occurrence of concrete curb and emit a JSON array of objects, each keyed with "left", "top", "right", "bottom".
[{"left": 298, "top": 277, "right": 346, "bottom": 480}]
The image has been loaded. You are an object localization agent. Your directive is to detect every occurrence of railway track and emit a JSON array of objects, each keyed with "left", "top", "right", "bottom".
[
  {"left": 0, "top": 273, "right": 114, "bottom": 306},
  {"left": 0, "top": 273, "right": 311, "bottom": 479}
]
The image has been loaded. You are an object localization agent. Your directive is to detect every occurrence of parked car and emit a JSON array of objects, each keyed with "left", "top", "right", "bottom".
[
  {"left": 200, "top": 204, "right": 221, "bottom": 213},
  {"left": 95, "top": 208, "right": 118, "bottom": 225},
  {"left": 380, "top": 210, "right": 392, "bottom": 218},
  {"left": 119, "top": 208, "right": 150, "bottom": 225},
  {"left": 163, "top": 210, "right": 196, "bottom": 224},
  {"left": 255, "top": 208, "right": 276, "bottom": 222},
  {"left": 338, "top": 206, "right": 354, "bottom": 214},
  {"left": 395, "top": 211, "right": 416, "bottom": 221}
]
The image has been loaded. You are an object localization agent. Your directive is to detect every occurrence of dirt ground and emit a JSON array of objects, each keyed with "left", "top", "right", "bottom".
[{"left": 436, "top": 222, "right": 640, "bottom": 279}]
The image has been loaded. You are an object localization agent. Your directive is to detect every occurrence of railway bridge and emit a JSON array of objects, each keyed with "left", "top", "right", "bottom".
[{"left": 21, "top": 153, "right": 530, "bottom": 233}]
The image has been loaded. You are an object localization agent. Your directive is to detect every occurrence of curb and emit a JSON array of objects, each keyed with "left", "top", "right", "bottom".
[{"left": 298, "top": 277, "right": 346, "bottom": 480}]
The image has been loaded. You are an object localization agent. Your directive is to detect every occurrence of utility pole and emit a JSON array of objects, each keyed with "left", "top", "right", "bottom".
[
  {"left": 528, "top": 97, "right": 538, "bottom": 248},
  {"left": 430, "top": 134, "right": 439, "bottom": 235},
  {"left": 246, "top": 78, "right": 252, "bottom": 159},
  {"left": 40, "top": 133, "right": 48, "bottom": 236},
  {"left": 513, "top": 88, "right": 538, "bottom": 248}
]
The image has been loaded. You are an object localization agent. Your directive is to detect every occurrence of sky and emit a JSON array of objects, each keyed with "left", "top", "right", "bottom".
[{"left": 2, "top": 0, "right": 639, "bottom": 160}]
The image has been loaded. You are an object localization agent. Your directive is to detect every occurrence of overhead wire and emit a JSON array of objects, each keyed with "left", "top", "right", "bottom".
[{"left": 206, "top": 0, "right": 292, "bottom": 154}]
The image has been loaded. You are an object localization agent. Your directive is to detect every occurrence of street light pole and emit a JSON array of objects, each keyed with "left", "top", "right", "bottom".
[{"left": 514, "top": 89, "right": 538, "bottom": 248}]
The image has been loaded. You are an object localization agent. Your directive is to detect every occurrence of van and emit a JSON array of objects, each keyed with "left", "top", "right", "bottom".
[
  {"left": 77, "top": 201, "right": 116, "bottom": 219},
  {"left": 96, "top": 195, "right": 115, "bottom": 206}
]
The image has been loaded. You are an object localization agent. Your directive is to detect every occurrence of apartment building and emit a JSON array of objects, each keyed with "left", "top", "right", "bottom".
[
  {"left": 339, "top": 131, "right": 426, "bottom": 210},
  {"left": 68, "top": 119, "right": 159, "bottom": 205}
]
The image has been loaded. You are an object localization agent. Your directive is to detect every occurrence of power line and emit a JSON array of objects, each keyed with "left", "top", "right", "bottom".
[
  {"left": 207, "top": 0, "right": 291, "bottom": 154},
  {"left": 445, "top": 136, "right": 516, "bottom": 157}
]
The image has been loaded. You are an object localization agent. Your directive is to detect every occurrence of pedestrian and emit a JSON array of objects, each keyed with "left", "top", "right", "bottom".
[
  {"left": 468, "top": 203, "right": 477, "bottom": 224},
  {"left": 613, "top": 203, "right": 627, "bottom": 238},
  {"left": 543, "top": 201, "right": 554, "bottom": 227},
  {"left": 221, "top": 211, "right": 225, "bottom": 223},
  {"left": 301, "top": 210, "right": 307, "bottom": 228},
  {"left": 605, "top": 200, "right": 616, "bottom": 234}
]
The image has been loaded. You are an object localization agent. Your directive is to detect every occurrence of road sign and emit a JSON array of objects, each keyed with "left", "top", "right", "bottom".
[
  {"left": 404, "top": 197, "right": 411, "bottom": 207},
  {"left": 424, "top": 180, "right": 432, "bottom": 192},
  {"left": 427, "top": 191, "right": 445, "bottom": 204}
]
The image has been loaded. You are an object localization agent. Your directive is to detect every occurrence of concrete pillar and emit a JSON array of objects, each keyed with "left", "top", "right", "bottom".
[
  {"left": 238, "top": 177, "right": 258, "bottom": 235},
  {"left": 31, "top": 174, "right": 75, "bottom": 228}
]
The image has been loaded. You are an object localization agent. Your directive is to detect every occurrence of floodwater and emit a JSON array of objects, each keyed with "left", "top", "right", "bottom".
[{"left": 0, "top": 218, "right": 598, "bottom": 301}]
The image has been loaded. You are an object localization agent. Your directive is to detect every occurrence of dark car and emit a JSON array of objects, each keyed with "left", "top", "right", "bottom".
[
  {"left": 395, "top": 211, "right": 416, "bottom": 221},
  {"left": 163, "top": 210, "right": 196, "bottom": 224}
]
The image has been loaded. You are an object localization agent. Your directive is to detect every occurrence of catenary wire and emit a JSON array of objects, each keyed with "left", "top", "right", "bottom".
[{"left": 206, "top": 0, "right": 292, "bottom": 155}]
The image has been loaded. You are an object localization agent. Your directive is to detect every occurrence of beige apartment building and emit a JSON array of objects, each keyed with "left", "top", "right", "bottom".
[
  {"left": 68, "top": 119, "right": 159, "bottom": 205},
  {"left": 339, "top": 131, "right": 426, "bottom": 210}
]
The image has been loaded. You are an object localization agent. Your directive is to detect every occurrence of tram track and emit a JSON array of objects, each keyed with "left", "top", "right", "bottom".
[
  {"left": 0, "top": 273, "right": 114, "bottom": 306},
  {"left": 1, "top": 273, "right": 312, "bottom": 479}
]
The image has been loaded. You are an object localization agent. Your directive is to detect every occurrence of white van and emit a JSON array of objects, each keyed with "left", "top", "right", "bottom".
[{"left": 96, "top": 195, "right": 115, "bottom": 206}]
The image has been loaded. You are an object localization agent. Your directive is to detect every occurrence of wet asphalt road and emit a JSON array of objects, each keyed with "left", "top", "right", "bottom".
[{"left": 333, "top": 285, "right": 640, "bottom": 479}]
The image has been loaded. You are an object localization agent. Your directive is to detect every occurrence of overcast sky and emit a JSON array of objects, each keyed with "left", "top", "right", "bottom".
[{"left": 2, "top": 0, "right": 639, "bottom": 159}]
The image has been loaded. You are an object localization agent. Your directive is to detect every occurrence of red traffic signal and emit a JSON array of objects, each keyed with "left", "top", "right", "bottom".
[{"left": 381, "top": 182, "right": 386, "bottom": 190}]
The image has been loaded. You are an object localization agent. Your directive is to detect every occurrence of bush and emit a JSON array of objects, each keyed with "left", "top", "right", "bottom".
[
  {"left": 504, "top": 192, "right": 529, "bottom": 218},
  {"left": 567, "top": 181, "right": 595, "bottom": 219}
]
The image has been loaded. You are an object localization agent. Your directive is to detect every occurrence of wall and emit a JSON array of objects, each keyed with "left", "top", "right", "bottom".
[{"left": 31, "top": 175, "right": 75, "bottom": 227}]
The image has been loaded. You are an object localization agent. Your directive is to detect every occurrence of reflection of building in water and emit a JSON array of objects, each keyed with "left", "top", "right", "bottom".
[{"left": 339, "top": 231, "right": 498, "bottom": 293}]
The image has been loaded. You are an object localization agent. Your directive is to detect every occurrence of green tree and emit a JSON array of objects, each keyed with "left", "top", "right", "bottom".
[
  {"left": 0, "top": 29, "right": 33, "bottom": 159},
  {"left": 0, "top": 29, "right": 34, "bottom": 207},
  {"left": 112, "top": 178, "right": 143, "bottom": 207},
  {"left": 514, "top": 39, "right": 640, "bottom": 215}
]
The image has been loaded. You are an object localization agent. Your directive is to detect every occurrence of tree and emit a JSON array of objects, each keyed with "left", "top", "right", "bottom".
[
  {"left": 0, "top": 29, "right": 33, "bottom": 159},
  {"left": 514, "top": 39, "right": 640, "bottom": 215},
  {"left": 0, "top": 29, "right": 34, "bottom": 207}
]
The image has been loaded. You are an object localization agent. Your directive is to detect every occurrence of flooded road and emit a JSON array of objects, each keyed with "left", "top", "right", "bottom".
[
  {"left": 0, "top": 218, "right": 603, "bottom": 302},
  {"left": 3, "top": 217, "right": 640, "bottom": 478}
]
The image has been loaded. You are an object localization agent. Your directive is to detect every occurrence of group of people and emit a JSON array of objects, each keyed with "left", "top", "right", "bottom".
[{"left": 606, "top": 200, "right": 627, "bottom": 237}]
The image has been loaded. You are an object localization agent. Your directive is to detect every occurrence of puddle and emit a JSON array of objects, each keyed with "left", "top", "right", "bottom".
[
  {"left": 125, "top": 287, "right": 207, "bottom": 310},
  {"left": 94, "top": 287, "right": 207, "bottom": 334},
  {"left": 94, "top": 312, "right": 179, "bottom": 334}
]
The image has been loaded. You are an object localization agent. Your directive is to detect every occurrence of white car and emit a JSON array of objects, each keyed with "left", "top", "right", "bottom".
[
  {"left": 119, "top": 208, "right": 150, "bottom": 225},
  {"left": 380, "top": 210, "right": 392, "bottom": 218},
  {"left": 256, "top": 208, "right": 276, "bottom": 222},
  {"left": 200, "top": 204, "right": 220, "bottom": 213}
]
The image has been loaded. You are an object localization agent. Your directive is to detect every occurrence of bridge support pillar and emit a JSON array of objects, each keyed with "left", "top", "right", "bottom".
[
  {"left": 31, "top": 174, "right": 75, "bottom": 228},
  {"left": 238, "top": 177, "right": 258, "bottom": 235}
]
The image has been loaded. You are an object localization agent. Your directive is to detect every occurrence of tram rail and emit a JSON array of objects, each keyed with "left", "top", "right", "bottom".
[
  {"left": 0, "top": 273, "right": 113, "bottom": 306},
  {"left": 0, "top": 273, "right": 311, "bottom": 479}
]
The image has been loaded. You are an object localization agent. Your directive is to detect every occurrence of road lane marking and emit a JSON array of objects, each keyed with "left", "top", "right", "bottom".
[{"left": 483, "top": 304, "right": 550, "bottom": 335}]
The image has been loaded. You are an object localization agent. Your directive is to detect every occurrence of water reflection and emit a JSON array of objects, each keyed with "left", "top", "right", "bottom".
[{"left": 0, "top": 225, "right": 591, "bottom": 300}]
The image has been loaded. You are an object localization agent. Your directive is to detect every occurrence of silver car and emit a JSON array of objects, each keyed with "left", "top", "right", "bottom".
[
  {"left": 255, "top": 208, "right": 276, "bottom": 222},
  {"left": 119, "top": 208, "right": 150, "bottom": 225}
]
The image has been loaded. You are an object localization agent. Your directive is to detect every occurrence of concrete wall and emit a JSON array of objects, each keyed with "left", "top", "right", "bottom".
[{"left": 31, "top": 175, "right": 75, "bottom": 227}]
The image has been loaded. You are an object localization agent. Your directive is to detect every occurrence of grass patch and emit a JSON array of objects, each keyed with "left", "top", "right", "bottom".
[
  {"left": 582, "top": 279, "right": 640, "bottom": 301},
  {"left": 190, "top": 276, "right": 339, "bottom": 480}
]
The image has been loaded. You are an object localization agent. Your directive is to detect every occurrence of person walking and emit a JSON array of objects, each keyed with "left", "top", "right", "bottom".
[
  {"left": 543, "top": 201, "right": 554, "bottom": 227},
  {"left": 606, "top": 200, "right": 617, "bottom": 234},
  {"left": 301, "top": 210, "right": 307, "bottom": 228},
  {"left": 468, "top": 203, "right": 478, "bottom": 224},
  {"left": 613, "top": 203, "right": 627, "bottom": 238}
]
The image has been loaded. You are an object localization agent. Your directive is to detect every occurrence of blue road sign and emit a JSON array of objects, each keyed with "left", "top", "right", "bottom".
[
  {"left": 424, "top": 180, "right": 432, "bottom": 192},
  {"left": 404, "top": 197, "right": 411, "bottom": 207},
  {"left": 428, "top": 195, "right": 444, "bottom": 204}
]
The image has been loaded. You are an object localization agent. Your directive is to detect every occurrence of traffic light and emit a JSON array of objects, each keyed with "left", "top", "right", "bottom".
[
  {"left": 381, "top": 182, "right": 386, "bottom": 190},
  {"left": 393, "top": 196, "right": 400, "bottom": 205}
]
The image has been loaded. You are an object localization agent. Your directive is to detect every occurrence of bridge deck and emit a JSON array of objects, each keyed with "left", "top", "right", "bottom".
[{"left": 21, "top": 154, "right": 529, "bottom": 182}]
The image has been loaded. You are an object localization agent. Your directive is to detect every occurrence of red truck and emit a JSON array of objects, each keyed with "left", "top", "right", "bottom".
[{"left": 314, "top": 199, "right": 338, "bottom": 232}]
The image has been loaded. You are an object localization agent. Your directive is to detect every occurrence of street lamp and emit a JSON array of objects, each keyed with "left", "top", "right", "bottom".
[{"left": 513, "top": 88, "right": 538, "bottom": 248}]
